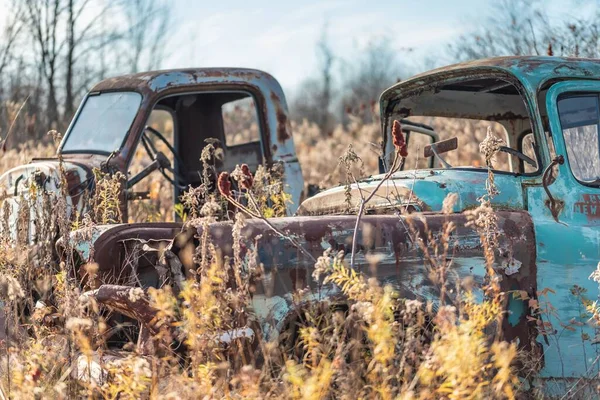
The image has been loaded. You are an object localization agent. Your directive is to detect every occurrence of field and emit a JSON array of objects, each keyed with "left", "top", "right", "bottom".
[{"left": 0, "top": 113, "right": 596, "bottom": 399}]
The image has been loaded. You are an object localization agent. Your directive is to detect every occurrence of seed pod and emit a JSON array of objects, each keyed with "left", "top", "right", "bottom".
[
  {"left": 240, "top": 164, "right": 254, "bottom": 189},
  {"left": 392, "top": 119, "right": 408, "bottom": 158},
  {"left": 218, "top": 172, "right": 232, "bottom": 197}
]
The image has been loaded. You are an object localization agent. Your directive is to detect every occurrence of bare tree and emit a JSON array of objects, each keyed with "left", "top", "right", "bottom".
[
  {"left": 449, "top": 0, "right": 600, "bottom": 60},
  {"left": 316, "top": 27, "right": 334, "bottom": 131},
  {"left": 63, "top": 0, "right": 116, "bottom": 122},
  {"left": 0, "top": 3, "right": 24, "bottom": 77},
  {"left": 0, "top": 0, "right": 173, "bottom": 145},
  {"left": 0, "top": 4, "right": 25, "bottom": 139},
  {"left": 340, "top": 36, "right": 404, "bottom": 123},
  {"left": 24, "top": 0, "right": 64, "bottom": 129},
  {"left": 122, "top": 0, "right": 172, "bottom": 73},
  {"left": 291, "top": 25, "right": 336, "bottom": 133}
]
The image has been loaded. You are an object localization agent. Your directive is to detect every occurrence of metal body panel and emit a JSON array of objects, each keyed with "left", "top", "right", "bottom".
[
  {"left": 523, "top": 80, "right": 600, "bottom": 378},
  {"left": 298, "top": 169, "right": 525, "bottom": 215},
  {"left": 76, "top": 212, "right": 537, "bottom": 348},
  {"left": 57, "top": 68, "right": 304, "bottom": 213},
  {"left": 0, "top": 160, "right": 94, "bottom": 242}
]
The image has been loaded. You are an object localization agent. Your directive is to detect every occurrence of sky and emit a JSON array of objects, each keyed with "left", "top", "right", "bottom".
[
  {"left": 162, "top": 0, "right": 596, "bottom": 96},
  {"left": 165, "top": 0, "right": 495, "bottom": 93},
  {"left": 0, "top": 0, "right": 596, "bottom": 96}
]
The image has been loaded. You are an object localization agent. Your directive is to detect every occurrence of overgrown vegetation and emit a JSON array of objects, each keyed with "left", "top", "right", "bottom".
[{"left": 0, "top": 116, "right": 549, "bottom": 399}]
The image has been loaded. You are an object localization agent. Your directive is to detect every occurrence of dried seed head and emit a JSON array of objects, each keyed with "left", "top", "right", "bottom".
[
  {"left": 240, "top": 164, "right": 254, "bottom": 189},
  {"left": 0, "top": 274, "right": 24, "bottom": 301},
  {"left": 442, "top": 192, "right": 459, "bottom": 215},
  {"left": 200, "top": 195, "right": 221, "bottom": 218},
  {"left": 479, "top": 126, "right": 504, "bottom": 167},
  {"left": 128, "top": 287, "right": 145, "bottom": 302},
  {"left": 218, "top": 172, "right": 231, "bottom": 197},
  {"left": 392, "top": 120, "right": 408, "bottom": 157}
]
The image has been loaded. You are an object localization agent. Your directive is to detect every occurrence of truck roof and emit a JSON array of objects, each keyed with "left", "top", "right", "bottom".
[
  {"left": 381, "top": 56, "right": 600, "bottom": 105},
  {"left": 91, "top": 67, "right": 282, "bottom": 95}
]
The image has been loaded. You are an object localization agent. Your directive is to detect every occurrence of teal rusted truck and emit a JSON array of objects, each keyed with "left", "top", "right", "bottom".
[{"left": 1, "top": 57, "right": 599, "bottom": 393}]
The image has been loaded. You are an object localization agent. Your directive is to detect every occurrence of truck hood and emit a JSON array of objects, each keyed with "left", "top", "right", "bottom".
[
  {"left": 0, "top": 159, "right": 94, "bottom": 240},
  {"left": 297, "top": 169, "right": 525, "bottom": 216}
]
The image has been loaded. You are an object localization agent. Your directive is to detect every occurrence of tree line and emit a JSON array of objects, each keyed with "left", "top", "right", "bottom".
[
  {"left": 1, "top": 0, "right": 600, "bottom": 145},
  {"left": 0, "top": 0, "right": 171, "bottom": 145},
  {"left": 290, "top": 0, "right": 600, "bottom": 132}
]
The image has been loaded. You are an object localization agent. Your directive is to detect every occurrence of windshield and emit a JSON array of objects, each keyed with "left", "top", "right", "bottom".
[
  {"left": 385, "top": 77, "right": 536, "bottom": 175},
  {"left": 62, "top": 91, "right": 142, "bottom": 154}
]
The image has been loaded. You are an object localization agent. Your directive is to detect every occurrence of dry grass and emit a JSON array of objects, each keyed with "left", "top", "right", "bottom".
[{"left": 0, "top": 114, "right": 575, "bottom": 399}]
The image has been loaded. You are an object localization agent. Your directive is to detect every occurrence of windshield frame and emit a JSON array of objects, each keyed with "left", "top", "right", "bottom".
[
  {"left": 380, "top": 72, "right": 543, "bottom": 178},
  {"left": 59, "top": 90, "right": 142, "bottom": 156}
]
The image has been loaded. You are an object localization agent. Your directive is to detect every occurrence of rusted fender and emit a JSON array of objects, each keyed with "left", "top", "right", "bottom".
[
  {"left": 78, "top": 211, "right": 537, "bottom": 347},
  {"left": 82, "top": 285, "right": 159, "bottom": 333},
  {"left": 58, "top": 222, "right": 183, "bottom": 287},
  {"left": 188, "top": 212, "right": 537, "bottom": 345},
  {"left": 80, "top": 211, "right": 537, "bottom": 348}
]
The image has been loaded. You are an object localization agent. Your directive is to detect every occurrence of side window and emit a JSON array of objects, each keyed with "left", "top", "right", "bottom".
[
  {"left": 557, "top": 95, "right": 600, "bottom": 183},
  {"left": 222, "top": 96, "right": 260, "bottom": 146}
]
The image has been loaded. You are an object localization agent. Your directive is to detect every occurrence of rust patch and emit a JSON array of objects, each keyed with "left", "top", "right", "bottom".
[{"left": 271, "top": 91, "right": 291, "bottom": 142}]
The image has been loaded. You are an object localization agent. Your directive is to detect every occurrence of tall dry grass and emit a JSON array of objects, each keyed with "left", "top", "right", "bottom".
[{"left": 0, "top": 112, "right": 594, "bottom": 399}]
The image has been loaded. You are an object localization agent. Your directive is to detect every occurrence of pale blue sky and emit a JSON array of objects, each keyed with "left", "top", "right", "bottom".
[
  {"left": 163, "top": 0, "right": 596, "bottom": 94},
  {"left": 167, "top": 0, "right": 493, "bottom": 91},
  {"left": 0, "top": 0, "right": 595, "bottom": 95}
]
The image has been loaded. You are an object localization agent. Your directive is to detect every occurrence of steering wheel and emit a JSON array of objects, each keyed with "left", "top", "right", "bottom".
[
  {"left": 498, "top": 146, "right": 537, "bottom": 168},
  {"left": 140, "top": 126, "right": 189, "bottom": 189}
]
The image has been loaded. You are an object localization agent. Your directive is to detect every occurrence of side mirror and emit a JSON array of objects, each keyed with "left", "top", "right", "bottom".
[{"left": 424, "top": 137, "right": 458, "bottom": 158}]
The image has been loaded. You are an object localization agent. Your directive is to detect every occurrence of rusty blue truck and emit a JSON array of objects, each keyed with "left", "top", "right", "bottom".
[{"left": 1, "top": 57, "right": 600, "bottom": 391}]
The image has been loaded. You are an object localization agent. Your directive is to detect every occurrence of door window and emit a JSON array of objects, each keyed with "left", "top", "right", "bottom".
[
  {"left": 557, "top": 95, "right": 600, "bottom": 184},
  {"left": 222, "top": 96, "right": 260, "bottom": 146}
]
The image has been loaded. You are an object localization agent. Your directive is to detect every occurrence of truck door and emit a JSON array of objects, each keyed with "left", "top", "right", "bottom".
[{"left": 527, "top": 81, "right": 600, "bottom": 382}]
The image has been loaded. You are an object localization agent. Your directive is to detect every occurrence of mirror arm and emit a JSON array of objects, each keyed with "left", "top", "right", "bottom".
[{"left": 430, "top": 144, "right": 452, "bottom": 168}]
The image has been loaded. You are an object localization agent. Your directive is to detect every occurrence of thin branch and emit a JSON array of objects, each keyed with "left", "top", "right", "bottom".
[
  {"left": 350, "top": 152, "right": 401, "bottom": 268},
  {"left": 223, "top": 192, "right": 317, "bottom": 263},
  {"left": 1, "top": 94, "right": 30, "bottom": 152}
]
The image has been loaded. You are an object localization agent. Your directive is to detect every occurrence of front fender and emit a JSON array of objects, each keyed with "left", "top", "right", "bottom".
[{"left": 64, "top": 212, "right": 537, "bottom": 352}]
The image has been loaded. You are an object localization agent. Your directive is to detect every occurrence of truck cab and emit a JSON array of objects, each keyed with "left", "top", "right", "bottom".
[
  {"left": 301, "top": 56, "right": 600, "bottom": 385},
  {"left": 0, "top": 68, "right": 304, "bottom": 235}
]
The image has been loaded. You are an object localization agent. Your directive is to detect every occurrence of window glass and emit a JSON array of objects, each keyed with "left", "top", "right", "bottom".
[
  {"left": 63, "top": 92, "right": 141, "bottom": 153},
  {"left": 558, "top": 95, "right": 600, "bottom": 183},
  {"left": 222, "top": 96, "right": 260, "bottom": 146},
  {"left": 402, "top": 131, "right": 433, "bottom": 170}
]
